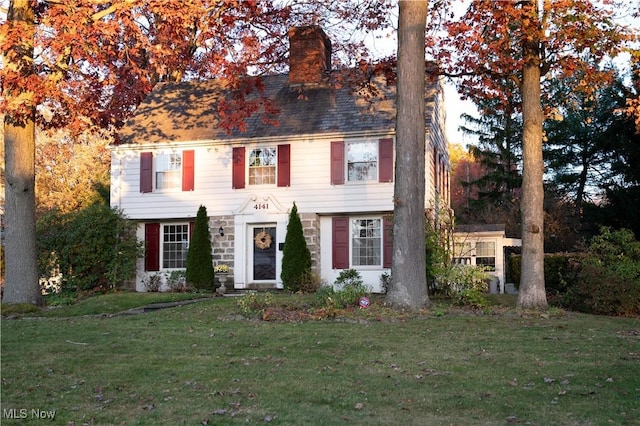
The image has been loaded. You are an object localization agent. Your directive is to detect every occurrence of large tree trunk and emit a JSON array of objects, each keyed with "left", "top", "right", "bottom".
[
  {"left": 2, "top": 0, "right": 42, "bottom": 305},
  {"left": 517, "top": 0, "right": 547, "bottom": 310},
  {"left": 386, "top": 0, "right": 429, "bottom": 310}
]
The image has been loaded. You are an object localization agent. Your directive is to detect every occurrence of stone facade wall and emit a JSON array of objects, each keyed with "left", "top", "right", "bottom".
[
  {"left": 211, "top": 215, "right": 234, "bottom": 275},
  {"left": 299, "top": 212, "right": 320, "bottom": 273}
]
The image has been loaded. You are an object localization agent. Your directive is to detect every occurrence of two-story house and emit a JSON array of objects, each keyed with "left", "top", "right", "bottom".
[{"left": 110, "top": 26, "right": 450, "bottom": 293}]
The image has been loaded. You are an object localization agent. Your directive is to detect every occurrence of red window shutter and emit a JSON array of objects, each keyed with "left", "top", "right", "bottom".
[
  {"left": 189, "top": 221, "right": 195, "bottom": 239},
  {"left": 277, "top": 144, "right": 290, "bottom": 187},
  {"left": 232, "top": 147, "right": 245, "bottom": 189},
  {"left": 383, "top": 216, "right": 393, "bottom": 268},
  {"left": 379, "top": 138, "right": 393, "bottom": 183},
  {"left": 140, "top": 152, "right": 153, "bottom": 193},
  {"left": 182, "top": 150, "right": 195, "bottom": 191},
  {"left": 330, "top": 141, "right": 344, "bottom": 185},
  {"left": 332, "top": 217, "right": 349, "bottom": 269},
  {"left": 145, "top": 223, "right": 160, "bottom": 271}
]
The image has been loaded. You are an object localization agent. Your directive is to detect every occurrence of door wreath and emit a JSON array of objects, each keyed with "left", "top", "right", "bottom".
[{"left": 254, "top": 231, "right": 272, "bottom": 250}]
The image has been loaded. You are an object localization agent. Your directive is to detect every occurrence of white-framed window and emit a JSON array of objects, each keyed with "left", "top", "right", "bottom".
[
  {"left": 156, "top": 153, "right": 182, "bottom": 190},
  {"left": 475, "top": 241, "right": 496, "bottom": 270},
  {"left": 347, "top": 141, "right": 377, "bottom": 182},
  {"left": 163, "top": 224, "right": 189, "bottom": 269},
  {"left": 248, "top": 147, "right": 276, "bottom": 185},
  {"left": 452, "top": 242, "right": 473, "bottom": 265},
  {"left": 351, "top": 218, "right": 382, "bottom": 266}
]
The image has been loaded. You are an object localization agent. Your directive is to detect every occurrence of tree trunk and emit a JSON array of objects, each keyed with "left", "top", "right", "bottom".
[
  {"left": 2, "top": 0, "right": 42, "bottom": 305},
  {"left": 386, "top": 0, "right": 429, "bottom": 310},
  {"left": 517, "top": 0, "right": 547, "bottom": 310}
]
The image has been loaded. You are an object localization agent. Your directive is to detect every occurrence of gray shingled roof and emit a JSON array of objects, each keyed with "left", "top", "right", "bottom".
[{"left": 118, "top": 72, "right": 439, "bottom": 145}]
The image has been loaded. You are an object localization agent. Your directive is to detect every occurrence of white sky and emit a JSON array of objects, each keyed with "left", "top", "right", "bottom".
[{"left": 364, "top": 29, "right": 477, "bottom": 148}]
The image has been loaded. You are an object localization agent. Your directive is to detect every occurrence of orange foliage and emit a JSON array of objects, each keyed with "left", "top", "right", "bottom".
[{"left": 435, "top": 0, "right": 632, "bottom": 110}]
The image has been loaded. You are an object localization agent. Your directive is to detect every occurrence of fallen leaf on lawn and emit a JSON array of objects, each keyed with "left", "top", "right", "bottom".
[{"left": 354, "top": 402, "right": 363, "bottom": 410}]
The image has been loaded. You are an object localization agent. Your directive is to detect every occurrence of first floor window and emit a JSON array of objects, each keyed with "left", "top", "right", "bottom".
[
  {"left": 163, "top": 224, "right": 189, "bottom": 268},
  {"left": 156, "top": 153, "right": 182, "bottom": 190},
  {"left": 351, "top": 218, "right": 382, "bottom": 266},
  {"left": 452, "top": 242, "right": 472, "bottom": 265},
  {"left": 249, "top": 147, "right": 276, "bottom": 185},
  {"left": 475, "top": 241, "right": 496, "bottom": 270}
]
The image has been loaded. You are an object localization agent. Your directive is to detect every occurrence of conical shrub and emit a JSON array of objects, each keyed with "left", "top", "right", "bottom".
[
  {"left": 281, "top": 202, "right": 312, "bottom": 292},
  {"left": 186, "top": 205, "right": 215, "bottom": 290}
]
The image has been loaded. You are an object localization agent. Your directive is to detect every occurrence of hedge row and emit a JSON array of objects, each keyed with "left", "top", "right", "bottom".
[{"left": 506, "top": 228, "right": 640, "bottom": 316}]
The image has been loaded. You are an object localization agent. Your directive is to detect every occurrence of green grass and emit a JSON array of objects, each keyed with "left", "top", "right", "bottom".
[
  {"left": 1, "top": 293, "right": 639, "bottom": 425},
  {"left": 1, "top": 291, "right": 210, "bottom": 318}
]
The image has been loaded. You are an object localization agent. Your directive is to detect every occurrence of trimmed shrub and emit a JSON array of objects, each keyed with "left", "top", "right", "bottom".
[
  {"left": 506, "top": 253, "right": 580, "bottom": 295},
  {"left": 314, "top": 269, "right": 370, "bottom": 308},
  {"left": 185, "top": 205, "right": 215, "bottom": 291},
  {"left": 281, "top": 202, "right": 312, "bottom": 292}
]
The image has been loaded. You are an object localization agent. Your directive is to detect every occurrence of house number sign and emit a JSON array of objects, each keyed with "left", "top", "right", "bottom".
[{"left": 253, "top": 203, "right": 269, "bottom": 210}]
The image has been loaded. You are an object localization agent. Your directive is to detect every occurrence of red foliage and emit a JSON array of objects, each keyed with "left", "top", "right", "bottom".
[{"left": 1, "top": 0, "right": 397, "bottom": 134}]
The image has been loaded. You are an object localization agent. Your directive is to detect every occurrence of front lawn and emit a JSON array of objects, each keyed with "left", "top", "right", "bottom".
[{"left": 1, "top": 293, "right": 638, "bottom": 425}]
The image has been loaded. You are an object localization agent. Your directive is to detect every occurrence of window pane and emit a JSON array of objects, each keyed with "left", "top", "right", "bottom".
[
  {"left": 351, "top": 219, "right": 381, "bottom": 266},
  {"left": 249, "top": 148, "right": 276, "bottom": 185},
  {"left": 156, "top": 153, "right": 182, "bottom": 190},
  {"left": 162, "top": 224, "right": 189, "bottom": 268},
  {"left": 347, "top": 142, "right": 377, "bottom": 181},
  {"left": 475, "top": 242, "right": 495, "bottom": 269},
  {"left": 475, "top": 242, "right": 495, "bottom": 257}
]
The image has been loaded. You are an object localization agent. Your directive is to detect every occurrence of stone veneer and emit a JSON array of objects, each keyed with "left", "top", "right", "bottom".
[
  {"left": 208, "top": 213, "right": 321, "bottom": 286},
  {"left": 211, "top": 215, "right": 234, "bottom": 276}
]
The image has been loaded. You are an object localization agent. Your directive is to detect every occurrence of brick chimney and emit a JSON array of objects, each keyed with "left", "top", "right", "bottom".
[{"left": 288, "top": 26, "right": 332, "bottom": 86}]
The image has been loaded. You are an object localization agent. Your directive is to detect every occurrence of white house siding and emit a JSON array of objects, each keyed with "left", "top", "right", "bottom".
[
  {"left": 112, "top": 132, "right": 416, "bottom": 292},
  {"left": 111, "top": 133, "right": 397, "bottom": 220},
  {"left": 319, "top": 216, "right": 389, "bottom": 293}
]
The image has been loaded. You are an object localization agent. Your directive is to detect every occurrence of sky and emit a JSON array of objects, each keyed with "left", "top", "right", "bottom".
[{"left": 364, "top": 27, "right": 478, "bottom": 149}]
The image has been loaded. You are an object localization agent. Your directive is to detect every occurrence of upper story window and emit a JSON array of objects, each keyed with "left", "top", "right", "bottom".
[
  {"left": 232, "top": 145, "right": 290, "bottom": 189},
  {"left": 248, "top": 147, "right": 277, "bottom": 185},
  {"left": 331, "top": 139, "right": 393, "bottom": 185},
  {"left": 140, "top": 150, "right": 194, "bottom": 193},
  {"left": 156, "top": 153, "right": 182, "bottom": 190},
  {"left": 347, "top": 142, "right": 377, "bottom": 181}
]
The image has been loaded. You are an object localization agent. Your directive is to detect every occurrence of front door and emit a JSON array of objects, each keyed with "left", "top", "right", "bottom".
[{"left": 250, "top": 225, "right": 277, "bottom": 283}]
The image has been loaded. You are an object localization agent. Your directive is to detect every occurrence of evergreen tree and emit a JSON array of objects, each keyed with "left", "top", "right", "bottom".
[
  {"left": 186, "top": 205, "right": 215, "bottom": 290},
  {"left": 281, "top": 202, "right": 311, "bottom": 292}
]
